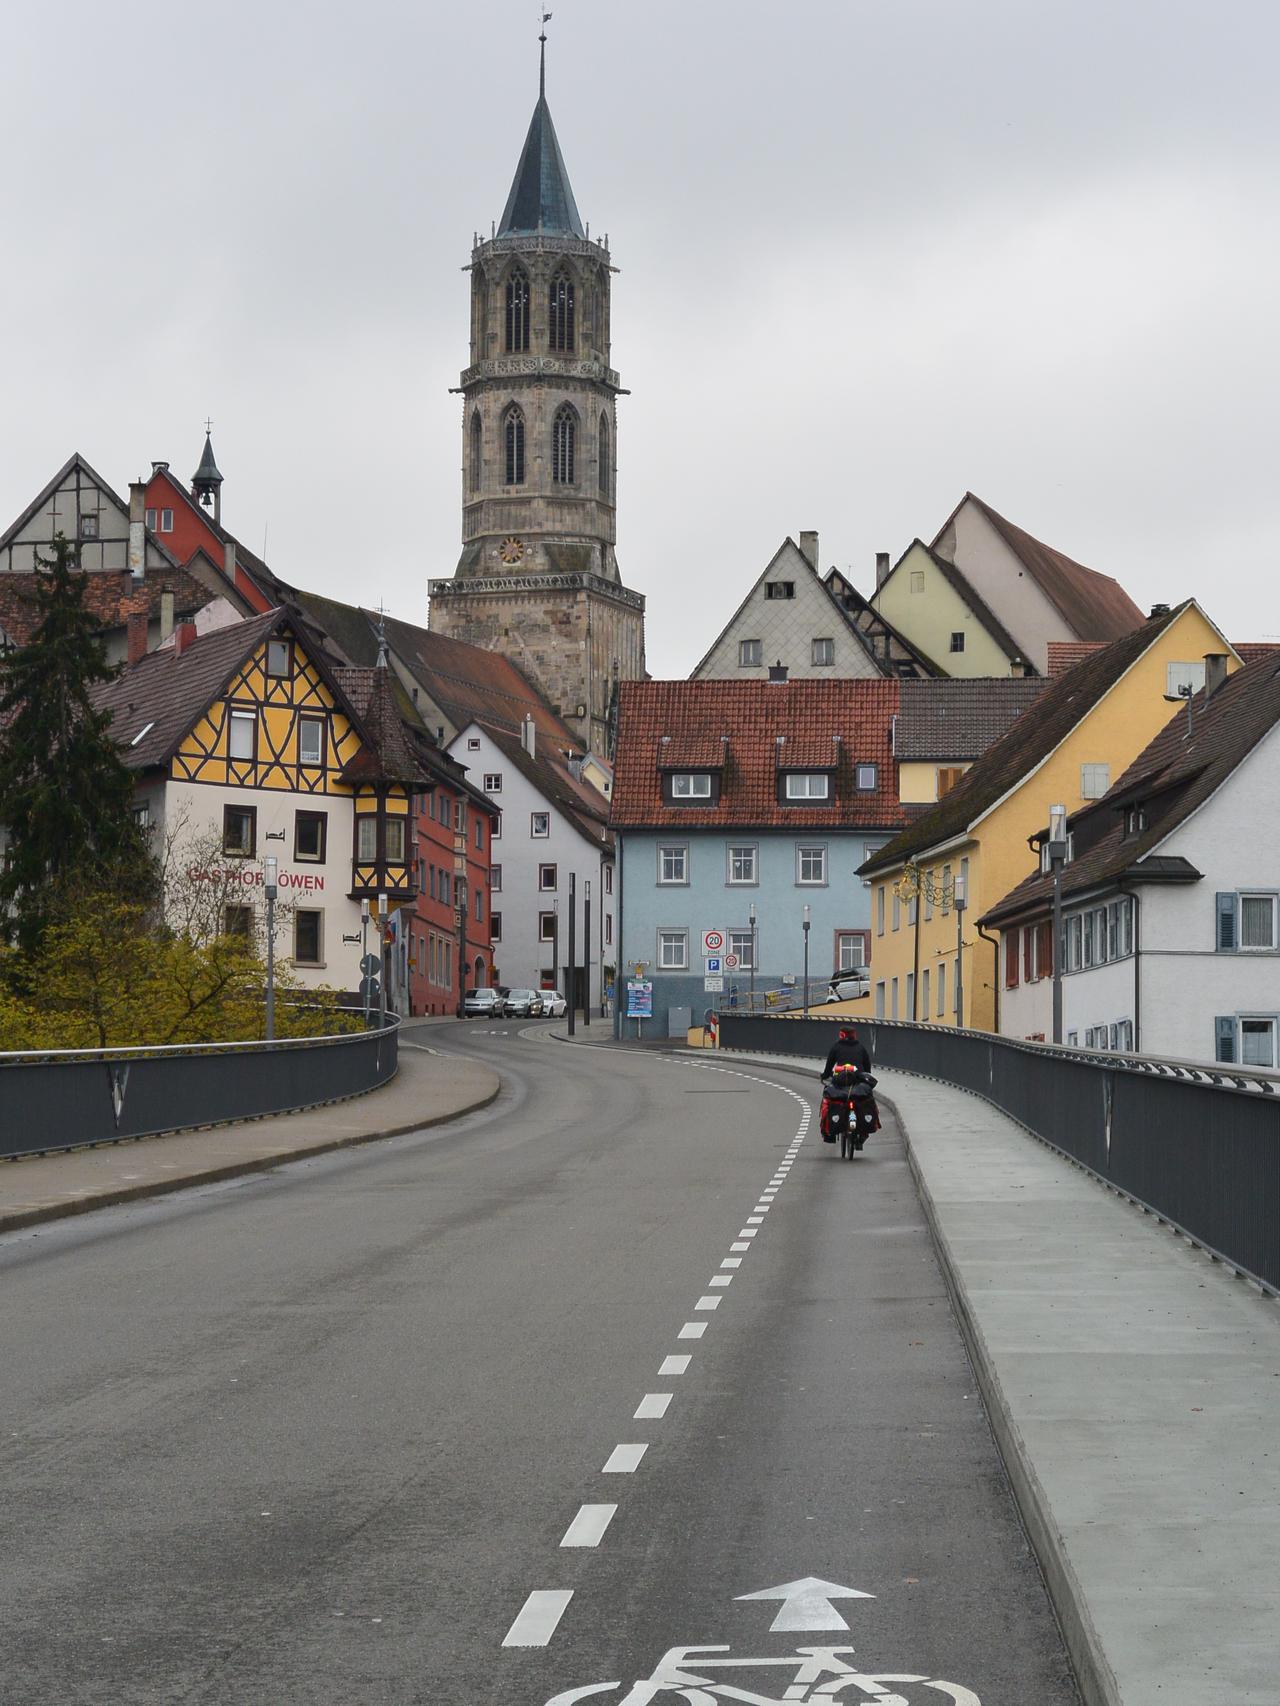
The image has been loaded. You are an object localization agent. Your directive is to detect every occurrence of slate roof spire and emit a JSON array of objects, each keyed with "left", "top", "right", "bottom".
[
  {"left": 191, "top": 425, "right": 224, "bottom": 524},
  {"left": 497, "top": 24, "right": 585, "bottom": 238}
]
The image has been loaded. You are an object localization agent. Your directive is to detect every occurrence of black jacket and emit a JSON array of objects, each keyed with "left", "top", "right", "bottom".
[{"left": 822, "top": 1038, "right": 871, "bottom": 1078}]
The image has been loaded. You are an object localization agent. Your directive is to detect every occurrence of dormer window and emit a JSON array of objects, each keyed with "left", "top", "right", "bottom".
[
  {"left": 783, "top": 773, "right": 830, "bottom": 800},
  {"left": 670, "top": 773, "right": 712, "bottom": 799},
  {"left": 1126, "top": 805, "right": 1147, "bottom": 837}
]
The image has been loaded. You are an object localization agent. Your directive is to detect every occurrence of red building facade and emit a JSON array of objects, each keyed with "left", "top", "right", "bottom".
[{"left": 408, "top": 778, "right": 499, "bottom": 1017}]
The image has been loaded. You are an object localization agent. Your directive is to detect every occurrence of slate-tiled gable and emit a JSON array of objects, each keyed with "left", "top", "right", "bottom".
[{"left": 611, "top": 680, "right": 905, "bottom": 831}]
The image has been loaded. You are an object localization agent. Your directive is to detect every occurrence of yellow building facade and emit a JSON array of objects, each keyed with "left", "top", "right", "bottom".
[
  {"left": 864, "top": 604, "right": 1237, "bottom": 1032},
  {"left": 872, "top": 541, "right": 1026, "bottom": 679}
]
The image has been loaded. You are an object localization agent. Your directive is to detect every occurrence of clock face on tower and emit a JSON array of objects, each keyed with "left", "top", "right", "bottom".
[{"left": 499, "top": 537, "right": 525, "bottom": 564}]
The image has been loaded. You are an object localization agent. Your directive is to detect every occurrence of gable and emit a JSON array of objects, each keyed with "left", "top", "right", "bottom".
[
  {"left": 0, "top": 454, "right": 175, "bottom": 577},
  {"left": 872, "top": 541, "right": 1025, "bottom": 676}
]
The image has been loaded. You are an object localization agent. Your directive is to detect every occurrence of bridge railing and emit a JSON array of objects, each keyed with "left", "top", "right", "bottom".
[
  {"left": 718, "top": 1014, "right": 1280, "bottom": 1297},
  {"left": 0, "top": 1019, "right": 400, "bottom": 1159}
]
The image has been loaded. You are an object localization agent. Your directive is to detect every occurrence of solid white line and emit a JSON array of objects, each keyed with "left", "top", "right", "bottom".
[
  {"left": 560, "top": 1504, "right": 617, "bottom": 1548},
  {"left": 502, "top": 1590, "right": 574, "bottom": 1647},
  {"left": 696, "top": 1295, "right": 722, "bottom": 1310},
  {"left": 721, "top": 1257, "right": 742, "bottom": 1269},
  {"left": 603, "top": 1443, "right": 648, "bottom": 1473},
  {"left": 678, "top": 1321, "right": 707, "bottom": 1339},
  {"left": 660, "top": 1354, "right": 691, "bottom": 1375},
  {"left": 634, "top": 1393, "right": 672, "bottom": 1420}
]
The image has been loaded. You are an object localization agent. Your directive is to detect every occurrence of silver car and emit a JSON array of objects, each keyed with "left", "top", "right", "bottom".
[
  {"left": 826, "top": 969, "right": 871, "bottom": 1002},
  {"left": 463, "top": 987, "right": 506, "bottom": 1019},
  {"left": 503, "top": 988, "right": 545, "bottom": 1018}
]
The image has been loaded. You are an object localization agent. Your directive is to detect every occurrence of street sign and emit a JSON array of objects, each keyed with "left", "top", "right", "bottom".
[
  {"left": 360, "top": 953, "right": 381, "bottom": 976},
  {"left": 359, "top": 976, "right": 380, "bottom": 1006},
  {"left": 724, "top": 952, "right": 740, "bottom": 968},
  {"left": 701, "top": 929, "right": 725, "bottom": 956},
  {"left": 626, "top": 980, "right": 652, "bottom": 1018},
  {"left": 704, "top": 975, "right": 724, "bottom": 993},
  {"left": 705, "top": 955, "right": 722, "bottom": 974}
]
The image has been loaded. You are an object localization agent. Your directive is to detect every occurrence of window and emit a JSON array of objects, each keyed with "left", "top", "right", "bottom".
[
  {"left": 384, "top": 817, "right": 407, "bottom": 863},
  {"left": 538, "top": 912, "right": 557, "bottom": 942},
  {"left": 223, "top": 905, "right": 253, "bottom": 939},
  {"left": 811, "top": 638, "right": 834, "bottom": 667},
  {"left": 228, "top": 708, "right": 255, "bottom": 762},
  {"left": 531, "top": 812, "right": 550, "bottom": 837},
  {"left": 294, "top": 909, "right": 323, "bottom": 966},
  {"left": 132, "top": 802, "right": 151, "bottom": 831},
  {"left": 892, "top": 890, "right": 900, "bottom": 931},
  {"left": 604, "top": 865, "right": 613, "bottom": 895},
  {"left": 505, "top": 268, "right": 530, "bottom": 351},
  {"left": 223, "top": 805, "right": 256, "bottom": 856},
  {"left": 738, "top": 639, "right": 763, "bottom": 668},
  {"left": 1240, "top": 894, "right": 1277, "bottom": 950},
  {"left": 469, "top": 411, "right": 482, "bottom": 492},
  {"left": 604, "top": 914, "right": 612, "bottom": 946},
  {"left": 1241, "top": 1018, "right": 1277, "bottom": 1067},
  {"left": 727, "top": 845, "right": 757, "bottom": 885},
  {"left": 491, "top": 814, "right": 501, "bottom": 839},
  {"left": 549, "top": 272, "right": 575, "bottom": 351},
  {"left": 295, "top": 811, "right": 326, "bottom": 862},
  {"left": 658, "top": 929, "right": 688, "bottom": 970},
  {"left": 784, "top": 773, "right": 830, "bottom": 800},
  {"left": 145, "top": 507, "right": 157, "bottom": 530},
  {"left": 266, "top": 639, "right": 292, "bottom": 678},
  {"left": 729, "top": 928, "right": 754, "bottom": 969},
  {"left": 475, "top": 818, "right": 484, "bottom": 850},
  {"left": 1166, "top": 661, "right": 1205, "bottom": 698},
  {"left": 937, "top": 766, "right": 964, "bottom": 799},
  {"left": 910, "top": 570, "right": 925, "bottom": 594},
  {"left": 486, "top": 865, "right": 500, "bottom": 896},
  {"left": 598, "top": 414, "right": 610, "bottom": 496},
  {"left": 876, "top": 885, "right": 885, "bottom": 935},
  {"left": 855, "top": 764, "right": 878, "bottom": 792},
  {"left": 552, "top": 405, "right": 576, "bottom": 484},
  {"left": 467, "top": 737, "right": 481, "bottom": 751},
  {"left": 937, "top": 961, "right": 947, "bottom": 1017},
  {"left": 875, "top": 982, "right": 886, "bottom": 1018},
  {"left": 539, "top": 863, "right": 558, "bottom": 891},
  {"left": 160, "top": 509, "right": 173, "bottom": 533},
  {"left": 455, "top": 800, "right": 465, "bottom": 831},
  {"left": 78, "top": 512, "right": 100, "bottom": 540},
  {"left": 891, "top": 978, "right": 899, "bottom": 1020},
  {"left": 357, "top": 817, "right": 378, "bottom": 861},
  {"left": 658, "top": 845, "right": 688, "bottom": 884},
  {"left": 1080, "top": 763, "right": 1110, "bottom": 799},
  {"left": 440, "top": 870, "right": 451, "bottom": 907},
  {"left": 836, "top": 931, "right": 868, "bottom": 971},
  {"left": 765, "top": 582, "right": 795, "bottom": 600},
  {"left": 474, "top": 889, "right": 483, "bottom": 922},
  {"left": 504, "top": 405, "right": 525, "bottom": 485},
  {"left": 941, "top": 864, "right": 952, "bottom": 914},
  {"left": 949, "top": 632, "right": 965, "bottom": 653},
  {"left": 669, "top": 773, "right": 712, "bottom": 799},
  {"left": 483, "top": 773, "right": 502, "bottom": 793},
  {"left": 797, "top": 845, "right": 827, "bottom": 885},
  {"left": 298, "top": 717, "right": 324, "bottom": 767},
  {"left": 1066, "top": 900, "right": 1133, "bottom": 969},
  {"left": 491, "top": 912, "right": 502, "bottom": 942}
]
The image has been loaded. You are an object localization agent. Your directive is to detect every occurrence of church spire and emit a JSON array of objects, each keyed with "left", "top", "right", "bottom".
[
  {"left": 191, "top": 423, "right": 224, "bottom": 525},
  {"left": 497, "top": 20, "right": 584, "bottom": 238}
]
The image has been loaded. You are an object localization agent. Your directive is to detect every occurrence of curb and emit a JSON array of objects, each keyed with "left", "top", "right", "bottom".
[{"left": 0, "top": 1077, "right": 503, "bottom": 1237}]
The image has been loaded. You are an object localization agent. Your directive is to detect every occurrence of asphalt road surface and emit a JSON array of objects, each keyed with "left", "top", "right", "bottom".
[{"left": 0, "top": 1026, "right": 1079, "bottom": 1705}]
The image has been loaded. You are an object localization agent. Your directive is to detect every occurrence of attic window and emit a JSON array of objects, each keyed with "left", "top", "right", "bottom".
[
  {"left": 79, "top": 513, "right": 99, "bottom": 540},
  {"left": 467, "top": 738, "right": 481, "bottom": 751},
  {"left": 266, "top": 639, "right": 292, "bottom": 678},
  {"left": 784, "top": 773, "right": 830, "bottom": 800},
  {"left": 765, "top": 581, "right": 795, "bottom": 600},
  {"left": 855, "top": 764, "right": 878, "bottom": 792},
  {"left": 670, "top": 773, "right": 712, "bottom": 799},
  {"left": 1126, "top": 805, "right": 1147, "bottom": 837}
]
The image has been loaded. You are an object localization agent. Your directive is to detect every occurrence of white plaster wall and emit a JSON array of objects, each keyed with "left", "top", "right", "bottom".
[
  {"left": 695, "top": 542, "right": 880, "bottom": 681},
  {"left": 1062, "top": 956, "right": 1136, "bottom": 1045},
  {"left": 447, "top": 722, "right": 614, "bottom": 1005},
  {"left": 1000, "top": 968, "right": 1052, "bottom": 1040},
  {"left": 939, "top": 502, "right": 1075, "bottom": 673}
]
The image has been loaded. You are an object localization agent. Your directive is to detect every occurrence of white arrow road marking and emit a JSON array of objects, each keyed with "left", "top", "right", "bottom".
[
  {"left": 560, "top": 1504, "right": 617, "bottom": 1548},
  {"left": 660, "top": 1355, "right": 690, "bottom": 1375},
  {"left": 502, "top": 1589, "right": 573, "bottom": 1647},
  {"left": 602, "top": 1443, "right": 647, "bottom": 1473},
  {"left": 736, "top": 1577, "right": 876, "bottom": 1632},
  {"left": 634, "top": 1393, "right": 672, "bottom": 1419}
]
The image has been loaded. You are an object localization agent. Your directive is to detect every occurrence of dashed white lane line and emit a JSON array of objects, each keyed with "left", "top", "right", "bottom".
[
  {"left": 634, "top": 1392, "right": 673, "bottom": 1420},
  {"left": 732, "top": 1238, "right": 753, "bottom": 1248},
  {"left": 678, "top": 1321, "right": 708, "bottom": 1339},
  {"left": 695, "top": 1295, "right": 722, "bottom": 1310},
  {"left": 709, "top": 1276, "right": 732, "bottom": 1288},
  {"left": 660, "top": 1354, "right": 691, "bottom": 1375},
  {"left": 720, "top": 1256, "right": 743, "bottom": 1269},
  {"left": 503, "top": 1590, "right": 574, "bottom": 1647},
  {"left": 602, "top": 1443, "right": 648, "bottom": 1473},
  {"left": 746, "top": 1215, "right": 764, "bottom": 1226},
  {"left": 560, "top": 1504, "right": 617, "bottom": 1548}
]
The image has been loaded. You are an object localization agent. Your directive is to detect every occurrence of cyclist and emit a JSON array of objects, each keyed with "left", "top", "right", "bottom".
[
  {"left": 820, "top": 1024, "right": 879, "bottom": 1149},
  {"left": 822, "top": 1023, "right": 870, "bottom": 1078}
]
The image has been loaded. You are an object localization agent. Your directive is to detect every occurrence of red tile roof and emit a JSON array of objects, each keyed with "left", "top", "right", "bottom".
[
  {"left": 1045, "top": 640, "right": 1103, "bottom": 678},
  {"left": 611, "top": 680, "right": 905, "bottom": 830}
]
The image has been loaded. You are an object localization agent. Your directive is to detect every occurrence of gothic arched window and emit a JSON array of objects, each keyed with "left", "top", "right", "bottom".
[
  {"left": 504, "top": 405, "right": 525, "bottom": 485},
  {"left": 598, "top": 413, "right": 610, "bottom": 496},
  {"left": 549, "top": 272, "right": 575, "bottom": 352},
  {"left": 552, "top": 405, "right": 576, "bottom": 485},
  {"left": 469, "top": 411, "right": 482, "bottom": 493},
  {"left": 505, "top": 269, "right": 530, "bottom": 352}
]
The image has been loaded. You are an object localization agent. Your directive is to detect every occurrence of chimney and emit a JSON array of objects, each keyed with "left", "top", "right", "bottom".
[
  {"left": 1149, "top": 602, "right": 1171, "bottom": 620},
  {"left": 174, "top": 620, "right": 198, "bottom": 657},
  {"left": 150, "top": 461, "right": 169, "bottom": 474},
  {"left": 1204, "top": 652, "right": 1229, "bottom": 697},
  {"left": 521, "top": 713, "right": 536, "bottom": 757},
  {"left": 127, "top": 609, "right": 149, "bottom": 666},
  {"left": 567, "top": 752, "right": 584, "bottom": 781},
  {"left": 128, "top": 481, "right": 146, "bottom": 583},
  {"left": 768, "top": 660, "right": 789, "bottom": 683},
  {"left": 160, "top": 587, "right": 175, "bottom": 642},
  {"left": 875, "top": 551, "right": 891, "bottom": 586},
  {"left": 799, "top": 530, "right": 819, "bottom": 569}
]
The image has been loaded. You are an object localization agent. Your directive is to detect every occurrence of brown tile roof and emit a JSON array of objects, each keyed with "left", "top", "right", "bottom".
[
  {"left": 775, "top": 734, "right": 845, "bottom": 769},
  {"left": 893, "top": 678, "right": 1047, "bottom": 761},
  {"left": 860, "top": 602, "right": 1194, "bottom": 877},
  {"left": 335, "top": 667, "right": 422, "bottom": 784},
  {"left": 1046, "top": 640, "right": 1103, "bottom": 677},
  {"left": 485, "top": 725, "right": 613, "bottom": 851},
  {"left": 980, "top": 653, "right": 1280, "bottom": 926},
  {"left": 942, "top": 494, "right": 1145, "bottom": 643},
  {"left": 0, "top": 564, "right": 215, "bottom": 649},
  {"left": 657, "top": 735, "right": 730, "bottom": 769},
  {"left": 611, "top": 679, "right": 905, "bottom": 830}
]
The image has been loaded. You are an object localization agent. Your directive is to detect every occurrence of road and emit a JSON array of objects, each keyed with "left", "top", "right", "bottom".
[{"left": 0, "top": 1025, "right": 1079, "bottom": 1705}]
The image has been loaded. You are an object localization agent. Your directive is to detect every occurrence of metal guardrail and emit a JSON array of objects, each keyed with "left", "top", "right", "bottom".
[
  {"left": 719, "top": 1015, "right": 1280, "bottom": 1296},
  {"left": 0, "top": 1019, "right": 400, "bottom": 1159}
]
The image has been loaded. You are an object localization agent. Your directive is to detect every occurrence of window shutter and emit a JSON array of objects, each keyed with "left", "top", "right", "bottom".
[
  {"left": 1215, "top": 1016, "right": 1236, "bottom": 1063},
  {"left": 1038, "top": 919, "right": 1053, "bottom": 976},
  {"left": 1216, "top": 892, "right": 1238, "bottom": 952},
  {"left": 1023, "top": 928, "right": 1033, "bottom": 981},
  {"left": 1005, "top": 932, "right": 1020, "bottom": 989}
]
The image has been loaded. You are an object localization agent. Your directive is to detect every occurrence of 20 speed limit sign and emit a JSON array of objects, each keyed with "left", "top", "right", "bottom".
[{"left": 702, "top": 929, "right": 725, "bottom": 956}]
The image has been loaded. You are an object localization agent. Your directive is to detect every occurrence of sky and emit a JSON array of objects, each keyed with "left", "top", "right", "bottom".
[{"left": 2, "top": 1, "right": 1277, "bottom": 675}]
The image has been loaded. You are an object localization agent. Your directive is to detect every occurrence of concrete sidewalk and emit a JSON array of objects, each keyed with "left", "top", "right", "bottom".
[
  {"left": 0, "top": 1029, "right": 500, "bottom": 1235},
  {"left": 707, "top": 1047, "right": 1280, "bottom": 1706}
]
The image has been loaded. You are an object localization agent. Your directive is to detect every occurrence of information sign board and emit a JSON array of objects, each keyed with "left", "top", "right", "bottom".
[{"left": 626, "top": 980, "right": 653, "bottom": 1018}]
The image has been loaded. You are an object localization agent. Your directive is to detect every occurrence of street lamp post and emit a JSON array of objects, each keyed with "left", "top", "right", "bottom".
[
  {"left": 455, "top": 876, "right": 467, "bottom": 1020},
  {"left": 263, "top": 856, "right": 278, "bottom": 1041},
  {"left": 552, "top": 897, "right": 560, "bottom": 998},
  {"left": 583, "top": 880, "right": 592, "bottom": 1027},
  {"left": 953, "top": 870, "right": 966, "bottom": 1028},
  {"left": 749, "top": 901, "right": 757, "bottom": 1011},
  {"left": 378, "top": 890, "right": 388, "bottom": 1032},
  {"left": 567, "top": 871, "right": 577, "bottom": 1036},
  {"left": 802, "top": 904, "right": 811, "bottom": 1017},
  {"left": 1048, "top": 803, "right": 1068, "bottom": 1045},
  {"left": 360, "top": 897, "right": 371, "bottom": 1028}
]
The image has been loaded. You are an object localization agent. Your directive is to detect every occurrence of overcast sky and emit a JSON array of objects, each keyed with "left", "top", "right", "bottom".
[{"left": 3, "top": 1, "right": 1277, "bottom": 674}]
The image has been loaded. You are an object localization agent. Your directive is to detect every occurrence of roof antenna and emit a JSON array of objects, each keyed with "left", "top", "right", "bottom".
[{"left": 539, "top": 7, "right": 551, "bottom": 97}]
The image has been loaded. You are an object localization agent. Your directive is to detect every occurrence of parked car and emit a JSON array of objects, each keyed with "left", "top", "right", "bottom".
[
  {"left": 463, "top": 987, "right": 506, "bottom": 1019},
  {"left": 503, "top": 988, "right": 545, "bottom": 1018},
  {"left": 825, "top": 970, "right": 871, "bottom": 1003},
  {"left": 540, "top": 990, "right": 567, "bottom": 1018}
]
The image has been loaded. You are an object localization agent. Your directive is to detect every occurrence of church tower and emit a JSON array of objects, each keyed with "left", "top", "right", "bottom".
[{"left": 427, "top": 33, "right": 645, "bottom": 758}]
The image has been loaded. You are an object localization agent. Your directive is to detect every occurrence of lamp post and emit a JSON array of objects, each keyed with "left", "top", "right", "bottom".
[
  {"left": 583, "top": 880, "right": 592, "bottom": 1027},
  {"left": 378, "top": 890, "right": 388, "bottom": 1032},
  {"left": 552, "top": 897, "right": 560, "bottom": 999},
  {"left": 263, "top": 856, "right": 278, "bottom": 1041},
  {"left": 749, "top": 901, "right": 757, "bottom": 1010},
  {"left": 1048, "top": 803, "right": 1068, "bottom": 1045},
  {"left": 802, "top": 904, "right": 811, "bottom": 1017},
  {"left": 455, "top": 876, "right": 467, "bottom": 1020},
  {"left": 360, "top": 897, "right": 371, "bottom": 1029},
  {"left": 567, "top": 871, "right": 577, "bottom": 1036},
  {"left": 953, "top": 870, "right": 966, "bottom": 1028}
]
